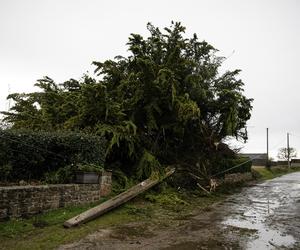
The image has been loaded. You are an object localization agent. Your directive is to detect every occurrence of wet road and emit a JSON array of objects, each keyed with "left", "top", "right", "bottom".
[
  {"left": 221, "top": 171, "right": 300, "bottom": 249},
  {"left": 59, "top": 172, "right": 300, "bottom": 250}
]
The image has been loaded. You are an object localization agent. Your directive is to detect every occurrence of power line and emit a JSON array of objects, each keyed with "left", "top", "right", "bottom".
[
  {"left": 212, "top": 158, "right": 252, "bottom": 177},
  {"left": 269, "top": 138, "right": 286, "bottom": 151},
  {"left": 2, "top": 147, "right": 63, "bottom": 163},
  {"left": 0, "top": 134, "right": 65, "bottom": 160}
]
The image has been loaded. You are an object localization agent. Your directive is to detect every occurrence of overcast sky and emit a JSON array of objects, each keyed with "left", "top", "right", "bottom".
[{"left": 0, "top": 0, "right": 299, "bottom": 158}]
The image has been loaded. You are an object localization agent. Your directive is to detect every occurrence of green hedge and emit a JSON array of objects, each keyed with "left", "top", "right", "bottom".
[
  {"left": 0, "top": 129, "right": 106, "bottom": 182},
  {"left": 212, "top": 156, "right": 252, "bottom": 177}
]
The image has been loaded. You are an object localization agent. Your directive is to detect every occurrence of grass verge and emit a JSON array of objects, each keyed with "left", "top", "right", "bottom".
[
  {"left": 0, "top": 197, "right": 141, "bottom": 250},
  {"left": 252, "top": 166, "right": 300, "bottom": 180},
  {"left": 0, "top": 185, "right": 228, "bottom": 250}
]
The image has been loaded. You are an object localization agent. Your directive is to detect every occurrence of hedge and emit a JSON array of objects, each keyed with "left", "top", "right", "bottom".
[
  {"left": 212, "top": 156, "right": 252, "bottom": 177},
  {"left": 0, "top": 129, "right": 106, "bottom": 182}
]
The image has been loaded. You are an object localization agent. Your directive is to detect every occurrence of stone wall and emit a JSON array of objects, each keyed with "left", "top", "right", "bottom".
[
  {"left": 99, "top": 171, "right": 112, "bottom": 196},
  {"left": 224, "top": 172, "right": 253, "bottom": 184},
  {"left": 0, "top": 171, "right": 112, "bottom": 220}
]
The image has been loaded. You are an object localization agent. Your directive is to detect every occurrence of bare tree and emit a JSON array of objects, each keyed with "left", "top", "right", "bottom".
[{"left": 277, "top": 147, "right": 297, "bottom": 161}]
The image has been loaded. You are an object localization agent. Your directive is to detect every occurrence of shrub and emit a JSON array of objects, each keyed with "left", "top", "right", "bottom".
[
  {"left": 0, "top": 129, "right": 106, "bottom": 182},
  {"left": 43, "top": 165, "right": 75, "bottom": 184},
  {"left": 212, "top": 156, "right": 252, "bottom": 177},
  {"left": 75, "top": 163, "right": 104, "bottom": 173},
  {"left": 231, "top": 157, "right": 252, "bottom": 173}
]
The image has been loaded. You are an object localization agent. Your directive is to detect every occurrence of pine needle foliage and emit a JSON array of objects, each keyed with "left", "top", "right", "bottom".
[{"left": 2, "top": 22, "right": 253, "bottom": 179}]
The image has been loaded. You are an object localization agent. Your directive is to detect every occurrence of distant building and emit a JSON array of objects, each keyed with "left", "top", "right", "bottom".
[
  {"left": 291, "top": 159, "right": 300, "bottom": 167},
  {"left": 239, "top": 153, "right": 268, "bottom": 166},
  {"left": 276, "top": 161, "right": 288, "bottom": 166}
]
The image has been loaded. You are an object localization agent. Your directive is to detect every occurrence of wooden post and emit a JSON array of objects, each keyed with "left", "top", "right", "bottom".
[
  {"left": 287, "top": 133, "right": 290, "bottom": 168},
  {"left": 64, "top": 168, "right": 175, "bottom": 228},
  {"left": 266, "top": 128, "right": 269, "bottom": 167}
]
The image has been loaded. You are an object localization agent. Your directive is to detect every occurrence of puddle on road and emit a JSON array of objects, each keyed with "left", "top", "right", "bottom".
[
  {"left": 221, "top": 173, "right": 300, "bottom": 249},
  {"left": 223, "top": 218, "right": 295, "bottom": 249}
]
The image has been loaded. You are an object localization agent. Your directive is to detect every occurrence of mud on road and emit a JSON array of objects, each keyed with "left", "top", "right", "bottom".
[{"left": 59, "top": 172, "right": 300, "bottom": 250}]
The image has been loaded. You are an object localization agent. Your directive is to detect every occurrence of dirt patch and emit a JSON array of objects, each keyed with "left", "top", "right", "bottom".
[
  {"left": 110, "top": 223, "right": 156, "bottom": 239},
  {"left": 58, "top": 207, "right": 245, "bottom": 250}
]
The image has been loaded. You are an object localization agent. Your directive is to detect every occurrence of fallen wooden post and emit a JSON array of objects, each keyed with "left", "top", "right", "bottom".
[{"left": 64, "top": 168, "right": 175, "bottom": 228}]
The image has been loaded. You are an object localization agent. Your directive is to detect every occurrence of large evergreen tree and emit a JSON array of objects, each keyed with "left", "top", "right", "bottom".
[{"left": 2, "top": 22, "right": 253, "bottom": 179}]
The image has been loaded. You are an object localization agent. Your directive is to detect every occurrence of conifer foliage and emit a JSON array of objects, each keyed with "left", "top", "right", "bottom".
[{"left": 2, "top": 22, "right": 253, "bottom": 179}]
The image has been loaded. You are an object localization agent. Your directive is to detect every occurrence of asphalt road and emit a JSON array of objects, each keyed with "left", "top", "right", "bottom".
[{"left": 220, "top": 171, "right": 300, "bottom": 249}]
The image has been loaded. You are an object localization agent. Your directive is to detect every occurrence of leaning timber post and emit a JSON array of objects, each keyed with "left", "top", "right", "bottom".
[{"left": 64, "top": 168, "right": 175, "bottom": 228}]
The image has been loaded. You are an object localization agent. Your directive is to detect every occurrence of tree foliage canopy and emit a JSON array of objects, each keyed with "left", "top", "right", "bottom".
[{"left": 2, "top": 22, "right": 253, "bottom": 179}]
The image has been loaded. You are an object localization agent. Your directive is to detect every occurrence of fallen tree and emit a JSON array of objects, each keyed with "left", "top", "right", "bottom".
[{"left": 2, "top": 22, "right": 253, "bottom": 185}]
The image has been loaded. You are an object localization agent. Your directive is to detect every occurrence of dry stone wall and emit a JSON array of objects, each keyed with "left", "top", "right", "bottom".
[
  {"left": 224, "top": 172, "right": 253, "bottom": 184},
  {"left": 0, "top": 172, "right": 112, "bottom": 220}
]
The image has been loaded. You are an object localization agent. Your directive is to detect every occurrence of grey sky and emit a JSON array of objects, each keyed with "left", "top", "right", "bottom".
[{"left": 0, "top": 0, "right": 299, "bottom": 158}]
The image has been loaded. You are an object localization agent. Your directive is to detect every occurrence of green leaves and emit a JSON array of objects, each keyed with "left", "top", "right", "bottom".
[
  {"left": 2, "top": 22, "right": 253, "bottom": 180},
  {"left": 0, "top": 130, "right": 106, "bottom": 182},
  {"left": 97, "top": 120, "right": 138, "bottom": 158},
  {"left": 136, "top": 150, "right": 161, "bottom": 179}
]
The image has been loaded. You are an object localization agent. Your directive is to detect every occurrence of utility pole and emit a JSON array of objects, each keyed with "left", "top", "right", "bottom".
[
  {"left": 7, "top": 84, "right": 11, "bottom": 111},
  {"left": 266, "top": 128, "right": 269, "bottom": 167},
  {"left": 287, "top": 132, "right": 290, "bottom": 168}
]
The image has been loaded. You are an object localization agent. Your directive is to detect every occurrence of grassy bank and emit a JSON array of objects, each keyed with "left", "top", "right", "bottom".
[{"left": 252, "top": 166, "right": 300, "bottom": 180}]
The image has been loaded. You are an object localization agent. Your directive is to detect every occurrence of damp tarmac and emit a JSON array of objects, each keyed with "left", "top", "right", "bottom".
[{"left": 221, "top": 172, "right": 300, "bottom": 249}]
